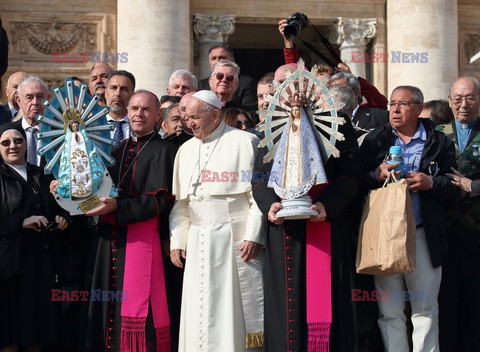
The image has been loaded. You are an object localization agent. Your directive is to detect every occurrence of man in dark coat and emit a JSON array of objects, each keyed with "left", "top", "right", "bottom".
[
  {"left": 253, "top": 110, "right": 362, "bottom": 352},
  {"left": 81, "top": 90, "right": 177, "bottom": 352},
  {"left": 357, "top": 85, "right": 458, "bottom": 351}
]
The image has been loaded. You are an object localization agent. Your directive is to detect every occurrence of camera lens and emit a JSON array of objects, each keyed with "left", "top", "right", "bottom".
[
  {"left": 284, "top": 12, "right": 308, "bottom": 39},
  {"left": 284, "top": 23, "right": 300, "bottom": 39}
]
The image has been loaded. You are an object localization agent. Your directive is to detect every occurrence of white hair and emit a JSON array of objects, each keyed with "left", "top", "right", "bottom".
[
  {"left": 17, "top": 75, "right": 48, "bottom": 98},
  {"left": 168, "top": 69, "right": 198, "bottom": 89}
]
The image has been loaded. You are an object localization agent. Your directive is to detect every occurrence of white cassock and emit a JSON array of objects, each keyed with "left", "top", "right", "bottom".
[{"left": 170, "top": 121, "right": 265, "bottom": 352}]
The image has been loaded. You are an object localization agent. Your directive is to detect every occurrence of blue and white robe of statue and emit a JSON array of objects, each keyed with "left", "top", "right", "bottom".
[
  {"left": 268, "top": 108, "right": 327, "bottom": 199},
  {"left": 56, "top": 125, "right": 117, "bottom": 199}
]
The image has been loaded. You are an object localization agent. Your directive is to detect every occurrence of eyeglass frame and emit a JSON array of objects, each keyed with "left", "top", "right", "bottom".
[
  {"left": 212, "top": 72, "right": 237, "bottom": 82},
  {"left": 450, "top": 94, "right": 479, "bottom": 105},
  {"left": 387, "top": 101, "right": 422, "bottom": 109},
  {"left": 0, "top": 137, "right": 25, "bottom": 147}
]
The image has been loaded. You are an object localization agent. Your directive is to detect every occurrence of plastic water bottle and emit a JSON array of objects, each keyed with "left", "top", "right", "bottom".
[{"left": 387, "top": 146, "right": 404, "bottom": 176}]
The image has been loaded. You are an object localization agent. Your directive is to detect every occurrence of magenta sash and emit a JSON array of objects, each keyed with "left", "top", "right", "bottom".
[
  {"left": 306, "top": 185, "right": 332, "bottom": 352},
  {"left": 120, "top": 218, "right": 171, "bottom": 352}
]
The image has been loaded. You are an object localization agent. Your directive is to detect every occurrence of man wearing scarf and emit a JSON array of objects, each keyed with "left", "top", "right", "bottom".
[{"left": 81, "top": 90, "right": 177, "bottom": 352}]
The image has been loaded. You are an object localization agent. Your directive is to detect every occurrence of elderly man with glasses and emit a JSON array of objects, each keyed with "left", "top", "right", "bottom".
[
  {"left": 208, "top": 60, "right": 256, "bottom": 112},
  {"left": 357, "top": 85, "right": 458, "bottom": 352},
  {"left": 198, "top": 43, "right": 257, "bottom": 114},
  {"left": 439, "top": 76, "right": 480, "bottom": 352}
]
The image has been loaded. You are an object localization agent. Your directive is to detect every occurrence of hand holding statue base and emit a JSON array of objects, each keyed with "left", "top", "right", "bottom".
[{"left": 275, "top": 195, "right": 318, "bottom": 220}]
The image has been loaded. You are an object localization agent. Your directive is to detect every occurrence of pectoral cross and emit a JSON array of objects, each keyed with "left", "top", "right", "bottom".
[{"left": 191, "top": 177, "right": 202, "bottom": 196}]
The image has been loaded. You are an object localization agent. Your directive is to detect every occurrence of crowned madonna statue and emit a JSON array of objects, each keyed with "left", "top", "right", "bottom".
[{"left": 257, "top": 59, "right": 346, "bottom": 219}]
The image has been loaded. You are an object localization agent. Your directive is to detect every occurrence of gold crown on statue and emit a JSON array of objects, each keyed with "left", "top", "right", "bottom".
[
  {"left": 288, "top": 92, "right": 306, "bottom": 107},
  {"left": 62, "top": 107, "right": 85, "bottom": 132}
]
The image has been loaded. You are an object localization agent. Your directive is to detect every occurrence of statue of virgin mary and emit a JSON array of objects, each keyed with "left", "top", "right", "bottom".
[
  {"left": 36, "top": 78, "right": 117, "bottom": 215},
  {"left": 268, "top": 92, "right": 327, "bottom": 201},
  {"left": 257, "top": 60, "right": 346, "bottom": 219}
]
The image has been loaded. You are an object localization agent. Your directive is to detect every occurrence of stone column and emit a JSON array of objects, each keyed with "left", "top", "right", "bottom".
[
  {"left": 336, "top": 17, "right": 377, "bottom": 78},
  {"left": 193, "top": 14, "right": 235, "bottom": 79},
  {"left": 387, "top": 0, "right": 457, "bottom": 101},
  {"left": 117, "top": 0, "right": 190, "bottom": 93}
]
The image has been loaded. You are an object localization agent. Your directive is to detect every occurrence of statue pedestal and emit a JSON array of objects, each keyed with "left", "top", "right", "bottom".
[
  {"left": 55, "top": 173, "right": 114, "bottom": 215},
  {"left": 276, "top": 195, "right": 318, "bottom": 220}
]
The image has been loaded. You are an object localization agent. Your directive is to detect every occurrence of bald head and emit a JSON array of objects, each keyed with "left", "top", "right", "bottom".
[
  {"left": 274, "top": 64, "right": 297, "bottom": 84},
  {"left": 6, "top": 71, "right": 29, "bottom": 110}
]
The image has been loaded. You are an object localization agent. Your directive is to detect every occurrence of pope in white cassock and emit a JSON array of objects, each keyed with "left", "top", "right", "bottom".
[{"left": 169, "top": 90, "right": 265, "bottom": 352}]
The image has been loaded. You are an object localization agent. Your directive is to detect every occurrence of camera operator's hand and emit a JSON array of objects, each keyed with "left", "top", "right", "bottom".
[
  {"left": 278, "top": 19, "right": 294, "bottom": 49},
  {"left": 336, "top": 62, "right": 352, "bottom": 74}
]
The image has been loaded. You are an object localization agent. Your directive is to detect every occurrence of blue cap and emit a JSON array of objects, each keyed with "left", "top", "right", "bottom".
[{"left": 389, "top": 146, "right": 403, "bottom": 155}]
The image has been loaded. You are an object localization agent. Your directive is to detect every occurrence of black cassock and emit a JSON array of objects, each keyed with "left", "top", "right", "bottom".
[
  {"left": 252, "top": 115, "right": 364, "bottom": 352},
  {"left": 81, "top": 132, "right": 177, "bottom": 352}
]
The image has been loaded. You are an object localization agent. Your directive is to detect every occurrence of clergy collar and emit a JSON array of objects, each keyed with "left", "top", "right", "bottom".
[
  {"left": 131, "top": 130, "right": 155, "bottom": 142},
  {"left": 202, "top": 121, "right": 226, "bottom": 143},
  {"left": 455, "top": 118, "right": 477, "bottom": 130}
]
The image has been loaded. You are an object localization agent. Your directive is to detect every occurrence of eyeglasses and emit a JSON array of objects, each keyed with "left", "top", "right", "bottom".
[
  {"left": 387, "top": 101, "right": 421, "bottom": 109},
  {"left": 451, "top": 95, "right": 479, "bottom": 105},
  {"left": 0, "top": 138, "right": 25, "bottom": 147},
  {"left": 235, "top": 120, "right": 254, "bottom": 129},
  {"left": 213, "top": 72, "right": 237, "bottom": 82}
]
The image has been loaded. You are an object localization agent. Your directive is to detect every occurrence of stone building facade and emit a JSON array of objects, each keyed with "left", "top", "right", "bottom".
[{"left": 0, "top": 0, "right": 479, "bottom": 102}]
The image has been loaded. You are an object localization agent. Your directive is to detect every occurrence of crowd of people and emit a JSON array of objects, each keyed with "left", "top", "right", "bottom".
[{"left": 0, "top": 19, "right": 479, "bottom": 352}]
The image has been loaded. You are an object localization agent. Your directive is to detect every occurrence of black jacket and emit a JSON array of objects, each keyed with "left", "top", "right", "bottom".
[
  {"left": 0, "top": 161, "right": 59, "bottom": 237},
  {"left": 357, "top": 118, "right": 459, "bottom": 267},
  {"left": 0, "top": 104, "right": 12, "bottom": 124},
  {"left": 0, "top": 160, "right": 61, "bottom": 281},
  {"left": 353, "top": 106, "right": 389, "bottom": 138}
]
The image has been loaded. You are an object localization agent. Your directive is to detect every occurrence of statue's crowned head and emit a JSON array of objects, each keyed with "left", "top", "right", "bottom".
[
  {"left": 288, "top": 92, "right": 306, "bottom": 108},
  {"left": 288, "top": 93, "right": 305, "bottom": 120},
  {"left": 62, "top": 107, "right": 84, "bottom": 132}
]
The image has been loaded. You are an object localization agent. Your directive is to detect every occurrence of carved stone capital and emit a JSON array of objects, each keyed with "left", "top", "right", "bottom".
[
  {"left": 193, "top": 14, "right": 235, "bottom": 42},
  {"left": 336, "top": 17, "right": 377, "bottom": 48}
]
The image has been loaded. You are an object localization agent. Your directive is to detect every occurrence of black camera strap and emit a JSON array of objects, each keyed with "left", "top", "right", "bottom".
[
  {"left": 297, "top": 38, "right": 338, "bottom": 69},
  {"left": 311, "top": 23, "right": 342, "bottom": 64},
  {"left": 298, "top": 21, "right": 342, "bottom": 69}
]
